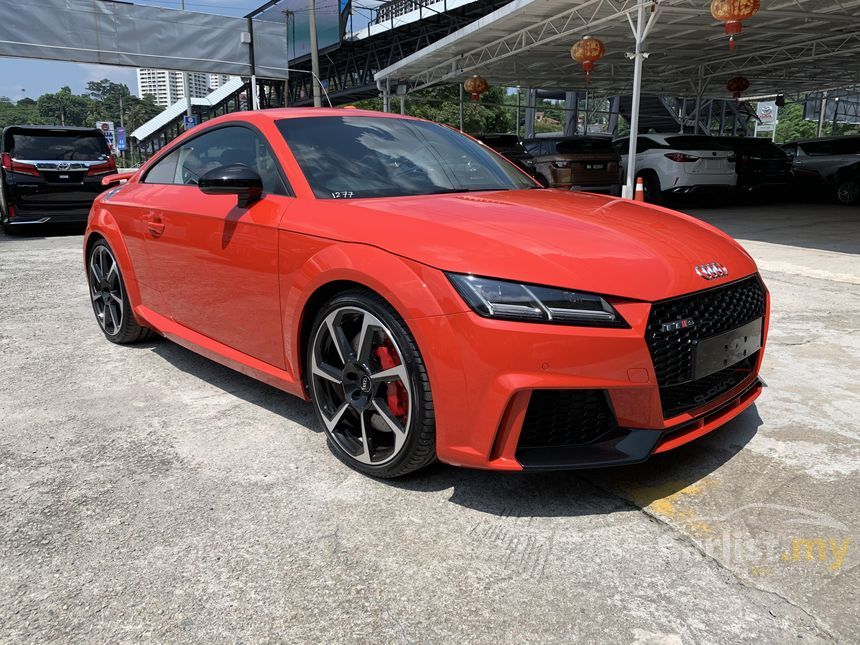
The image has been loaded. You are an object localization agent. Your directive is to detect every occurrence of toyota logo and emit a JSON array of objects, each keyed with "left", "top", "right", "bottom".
[
  {"left": 695, "top": 262, "right": 729, "bottom": 280},
  {"left": 57, "top": 162, "right": 71, "bottom": 171}
]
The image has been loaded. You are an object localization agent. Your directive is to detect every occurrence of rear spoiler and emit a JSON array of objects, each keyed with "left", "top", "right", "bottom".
[{"left": 101, "top": 172, "right": 135, "bottom": 186}]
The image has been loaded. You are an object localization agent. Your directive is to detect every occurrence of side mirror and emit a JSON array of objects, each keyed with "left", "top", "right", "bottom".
[
  {"left": 198, "top": 164, "right": 263, "bottom": 208},
  {"left": 101, "top": 171, "right": 135, "bottom": 187}
]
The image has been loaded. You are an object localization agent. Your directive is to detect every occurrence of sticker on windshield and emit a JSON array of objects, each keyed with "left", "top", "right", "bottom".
[{"left": 331, "top": 191, "right": 355, "bottom": 199}]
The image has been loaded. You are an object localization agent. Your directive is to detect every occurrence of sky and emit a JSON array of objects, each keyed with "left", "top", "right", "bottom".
[{"left": 0, "top": 0, "right": 380, "bottom": 100}]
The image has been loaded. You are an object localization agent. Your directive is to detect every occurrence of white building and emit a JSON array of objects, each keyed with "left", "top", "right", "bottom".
[
  {"left": 208, "top": 74, "right": 236, "bottom": 91},
  {"left": 136, "top": 69, "right": 211, "bottom": 107}
]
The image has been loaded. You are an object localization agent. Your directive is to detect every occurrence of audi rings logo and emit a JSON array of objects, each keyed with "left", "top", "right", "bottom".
[
  {"left": 57, "top": 162, "right": 71, "bottom": 171},
  {"left": 695, "top": 262, "right": 729, "bottom": 280}
]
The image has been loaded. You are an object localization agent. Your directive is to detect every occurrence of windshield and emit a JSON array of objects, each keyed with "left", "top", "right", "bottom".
[
  {"left": 10, "top": 130, "right": 110, "bottom": 161},
  {"left": 276, "top": 116, "right": 537, "bottom": 199},
  {"left": 715, "top": 137, "right": 786, "bottom": 158},
  {"left": 556, "top": 138, "right": 617, "bottom": 154},
  {"left": 664, "top": 136, "right": 731, "bottom": 151}
]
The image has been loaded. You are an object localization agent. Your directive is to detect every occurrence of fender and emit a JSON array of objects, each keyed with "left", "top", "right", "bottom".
[
  {"left": 279, "top": 236, "right": 469, "bottom": 394},
  {"left": 84, "top": 205, "right": 149, "bottom": 327}
]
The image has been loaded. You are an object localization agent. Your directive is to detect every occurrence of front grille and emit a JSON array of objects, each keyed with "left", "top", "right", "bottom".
[
  {"left": 517, "top": 389, "right": 617, "bottom": 449},
  {"left": 646, "top": 276, "right": 765, "bottom": 386},
  {"left": 646, "top": 275, "right": 766, "bottom": 416},
  {"left": 659, "top": 352, "right": 757, "bottom": 418}
]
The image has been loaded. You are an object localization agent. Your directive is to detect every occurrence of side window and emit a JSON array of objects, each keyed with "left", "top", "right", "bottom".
[
  {"left": 145, "top": 126, "right": 288, "bottom": 195},
  {"left": 637, "top": 137, "right": 657, "bottom": 153},
  {"left": 830, "top": 139, "right": 860, "bottom": 155},
  {"left": 800, "top": 141, "right": 832, "bottom": 156},
  {"left": 542, "top": 141, "right": 555, "bottom": 156},
  {"left": 614, "top": 138, "right": 629, "bottom": 154},
  {"left": 144, "top": 148, "right": 180, "bottom": 184}
]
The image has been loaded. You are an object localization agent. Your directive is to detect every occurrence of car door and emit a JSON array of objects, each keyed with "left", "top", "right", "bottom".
[{"left": 139, "top": 124, "right": 293, "bottom": 368}]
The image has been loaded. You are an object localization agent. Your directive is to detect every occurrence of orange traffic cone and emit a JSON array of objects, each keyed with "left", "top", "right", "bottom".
[{"left": 634, "top": 177, "right": 646, "bottom": 201}]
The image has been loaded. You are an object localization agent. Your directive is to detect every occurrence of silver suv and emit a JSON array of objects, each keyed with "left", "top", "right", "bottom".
[{"left": 782, "top": 136, "right": 860, "bottom": 205}]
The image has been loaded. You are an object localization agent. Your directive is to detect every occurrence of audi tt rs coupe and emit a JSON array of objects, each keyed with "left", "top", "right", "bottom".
[{"left": 84, "top": 109, "right": 769, "bottom": 478}]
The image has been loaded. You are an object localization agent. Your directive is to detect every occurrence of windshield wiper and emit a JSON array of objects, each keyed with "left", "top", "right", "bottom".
[{"left": 423, "top": 187, "right": 509, "bottom": 195}]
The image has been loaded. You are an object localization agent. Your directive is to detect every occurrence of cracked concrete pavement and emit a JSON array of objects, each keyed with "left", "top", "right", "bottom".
[{"left": 0, "top": 203, "right": 858, "bottom": 643}]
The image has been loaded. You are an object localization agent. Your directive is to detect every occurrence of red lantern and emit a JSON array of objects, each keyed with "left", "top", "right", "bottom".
[
  {"left": 711, "top": 0, "right": 760, "bottom": 50},
  {"left": 463, "top": 75, "right": 489, "bottom": 103},
  {"left": 571, "top": 36, "right": 606, "bottom": 82},
  {"left": 726, "top": 76, "right": 750, "bottom": 100}
]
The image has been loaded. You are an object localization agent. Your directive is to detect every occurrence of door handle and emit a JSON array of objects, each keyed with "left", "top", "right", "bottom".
[{"left": 145, "top": 214, "right": 165, "bottom": 238}]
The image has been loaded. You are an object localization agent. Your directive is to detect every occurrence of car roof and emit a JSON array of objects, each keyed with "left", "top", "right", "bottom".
[
  {"left": 2, "top": 125, "right": 103, "bottom": 134},
  {"left": 522, "top": 135, "right": 610, "bottom": 142},
  {"left": 792, "top": 135, "right": 860, "bottom": 144}
]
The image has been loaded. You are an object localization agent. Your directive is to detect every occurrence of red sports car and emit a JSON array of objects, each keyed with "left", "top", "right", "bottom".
[{"left": 84, "top": 109, "right": 769, "bottom": 478}]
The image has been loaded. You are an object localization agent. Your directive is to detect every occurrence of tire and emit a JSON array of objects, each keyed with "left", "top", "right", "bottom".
[
  {"left": 0, "top": 172, "right": 11, "bottom": 232},
  {"left": 637, "top": 172, "right": 663, "bottom": 205},
  {"left": 86, "top": 239, "right": 153, "bottom": 344},
  {"left": 834, "top": 178, "right": 860, "bottom": 205},
  {"left": 307, "top": 289, "right": 436, "bottom": 478}
]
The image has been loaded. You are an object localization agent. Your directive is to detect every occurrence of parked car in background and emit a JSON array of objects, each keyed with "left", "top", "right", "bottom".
[
  {"left": 781, "top": 136, "right": 860, "bottom": 205},
  {"left": 523, "top": 135, "right": 622, "bottom": 194},
  {"left": 614, "top": 134, "right": 736, "bottom": 204},
  {"left": 1, "top": 125, "right": 115, "bottom": 232},
  {"left": 713, "top": 136, "right": 792, "bottom": 196},
  {"left": 473, "top": 133, "right": 537, "bottom": 178}
]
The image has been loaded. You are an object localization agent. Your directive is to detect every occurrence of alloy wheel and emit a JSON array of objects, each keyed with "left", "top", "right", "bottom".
[
  {"left": 89, "top": 245, "right": 124, "bottom": 336},
  {"left": 837, "top": 180, "right": 860, "bottom": 205},
  {"left": 310, "top": 306, "right": 412, "bottom": 466}
]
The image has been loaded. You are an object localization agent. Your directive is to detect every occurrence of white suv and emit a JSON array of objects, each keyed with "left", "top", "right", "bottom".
[{"left": 614, "top": 134, "right": 737, "bottom": 203}]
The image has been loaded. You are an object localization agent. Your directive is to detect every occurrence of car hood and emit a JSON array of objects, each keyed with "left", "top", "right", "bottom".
[{"left": 296, "top": 189, "right": 757, "bottom": 302}]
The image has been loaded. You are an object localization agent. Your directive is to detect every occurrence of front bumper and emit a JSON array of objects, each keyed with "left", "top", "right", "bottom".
[{"left": 410, "top": 279, "right": 769, "bottom": 471}]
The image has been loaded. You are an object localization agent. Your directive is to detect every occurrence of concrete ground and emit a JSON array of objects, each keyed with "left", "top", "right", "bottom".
[{"left": 0, "top": 202, "right": 858, "bottom": 643}]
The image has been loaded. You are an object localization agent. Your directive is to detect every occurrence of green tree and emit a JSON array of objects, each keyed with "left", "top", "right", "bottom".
[
  {"left": 36, "top": 86, "right": 92, "bottom": 126},
  {"left": 773, "top": 101, "right": 817, "bottom": 143},
  {"left": 354, "top": 84, "right": 514, "bottom": 134}
]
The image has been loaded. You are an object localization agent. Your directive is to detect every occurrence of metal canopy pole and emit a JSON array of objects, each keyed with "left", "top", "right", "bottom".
[
  {"left": 458, "top": 83, "right": 464, "bottom": 130},
  {"left": 247, "top": 16, "right": 260, "bottom": 110},
  {"left": 563, "top": 91, "right": 578, "bottom": 136},
  {"left": 623, "top": 2, "right": 660, "bottom": 199},
  {"left": 308, "top": 0, "right": 322, "bottom": 108},
  {"left": 515, "top": 87, "right": 521, "bottom": 137}
]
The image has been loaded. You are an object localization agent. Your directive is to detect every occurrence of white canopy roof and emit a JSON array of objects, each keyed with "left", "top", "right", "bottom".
[{"left": 375, "top": 0, "right": 860, "bottom": 99}]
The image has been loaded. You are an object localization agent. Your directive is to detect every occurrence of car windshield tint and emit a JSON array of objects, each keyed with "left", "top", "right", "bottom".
[
  {"left": 276, "top": 116, "right": 536, "bottom": 199},
  {"left": 10, "top": 131, "right": 110, "bottom": 160},
  {"left": 664, "top": 136, "right": 731, "bottom": 151},
  {"left": 555, "top": 139, "right": 616, "bottom": 154}
]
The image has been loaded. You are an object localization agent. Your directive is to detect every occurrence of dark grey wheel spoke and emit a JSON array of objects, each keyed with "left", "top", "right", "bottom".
[
  {"left": 89, "top": 246, "right": 123, "bottom": 335},
  {"left": 325, "top": 316, "right": 354, "bottom": 365},
  {"left": 313, "top": 361, "right": 342, "bottom": 383},
  {"left": 310, "top": 305, "right": 413, "bottom": 467},
  {"left": 371, "top": 363, "right": 409, "bottom": 385},
  {"left": 321, "top": 400, "right": 350, "bottom": 432},
  {"left": 371, "top": 398, "right": 408, "bottom": 454}
]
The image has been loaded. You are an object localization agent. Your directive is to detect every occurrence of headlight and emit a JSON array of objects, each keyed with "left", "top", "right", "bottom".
[{"left": 446, "top": 273, "right": 628, "bottom": 327}]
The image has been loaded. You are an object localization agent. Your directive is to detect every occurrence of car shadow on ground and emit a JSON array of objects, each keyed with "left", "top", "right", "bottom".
[
  {"left": 391, "top": 407, "right": 762, "bottom": 518},
  {"left": 140, "top": 337, "right": 321, "bottom": 429},
  {"left": 0, "top": 223, "right": 86, "bottom": 241},
  {"left": 142, "top": 335, "right": 761, "bottom": 519}
]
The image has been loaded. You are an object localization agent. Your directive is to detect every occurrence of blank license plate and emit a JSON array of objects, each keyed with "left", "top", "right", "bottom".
[
  {"left": 585, "top": 163, "right": 605, "bottom": 171},
  {"left": 693, "top": 318, "right": 762, "bottom": 380}
]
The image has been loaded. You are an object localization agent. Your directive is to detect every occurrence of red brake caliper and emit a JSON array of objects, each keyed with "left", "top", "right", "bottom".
[{"left": 373, "top": 340, "right": 408, "bottom": 422}]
